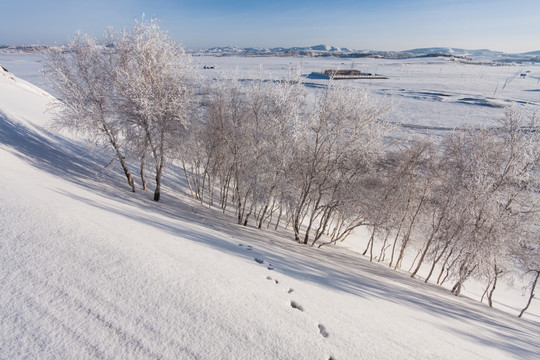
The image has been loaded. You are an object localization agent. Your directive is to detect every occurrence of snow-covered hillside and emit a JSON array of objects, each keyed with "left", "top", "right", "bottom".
[{"left": 1, "top": 58, "right": 539, "bottom": 359}]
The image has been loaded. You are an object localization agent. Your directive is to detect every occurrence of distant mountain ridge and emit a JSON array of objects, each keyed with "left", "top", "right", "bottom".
[
  {"left": 201, "top": 44, "right": 353, "bottom": 55},
  {"left": 0, "top": 45, "right": 50, "bottom": 53},
  {"left": 2, "top": 44, "right": 539, "bottom": 62},
  {"left": 192, "top": 44, "right": 540, "bottom": 62}
]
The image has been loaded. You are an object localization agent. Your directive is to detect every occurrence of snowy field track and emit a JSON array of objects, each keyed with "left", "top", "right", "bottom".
[{"left": 1, "top": 54, "right": 539, "bottom": 359}]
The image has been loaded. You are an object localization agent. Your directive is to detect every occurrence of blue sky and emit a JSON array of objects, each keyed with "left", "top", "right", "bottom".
[{"left": 2, "top": 0, "right": 539, "bottom": 52}]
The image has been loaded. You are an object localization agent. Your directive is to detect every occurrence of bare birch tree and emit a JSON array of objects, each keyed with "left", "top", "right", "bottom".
[
  {"left": 46, "top": 33, "right": 136, "bottom": 192},
  {"left": 287, "top": 84, "right": 391, "bottom": 244},
  {"left": 111, "top": 17, "right": 197, "bottom": 201}
]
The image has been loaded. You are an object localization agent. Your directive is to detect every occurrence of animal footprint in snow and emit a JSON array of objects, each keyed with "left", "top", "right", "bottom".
[
  {"left": 287, "top": 288, "right": 294, "bottom": 294},
  {"left": 265, "top": 276, "right": 279, "bottom": 284},
  {"left": 239, "top": 244, "right": 253, "bottom": 251},
  {"left": 267, "top": 265, "right": 274, "bottom": 270},
  {"left": 290, "top": 300, "right": 304, "bottom": 312},
  {"left": 254, "top": 258, "right": 264, "bottom": 264},
  {"left": 318, "top": 324, "right": 329, "bottom": 338}
]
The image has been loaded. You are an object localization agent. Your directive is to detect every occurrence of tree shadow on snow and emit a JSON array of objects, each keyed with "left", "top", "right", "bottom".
[
  {"left": 55, "top": 186, "right": 540, "bottom": 359},
  {"left": 0, "top": 112, "right": 111, "bottom": 190},
  {"left": 2, "top": 110, "right": 538, "bottom": 359}
]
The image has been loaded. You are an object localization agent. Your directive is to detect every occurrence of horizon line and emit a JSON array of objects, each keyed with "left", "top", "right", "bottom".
[{"left": 1, "top": 43, "right": 539, "bottom": 55}]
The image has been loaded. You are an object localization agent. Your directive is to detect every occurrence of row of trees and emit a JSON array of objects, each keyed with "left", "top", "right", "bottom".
[
  {"left": 47, "top": 19, "right": 539, "bottom": 316},
  {"left": 185, "top": 73, "right": 539, "bottom": 313},
  {"left": 182, "top": 71, "right": 392, "bottom": 246}
]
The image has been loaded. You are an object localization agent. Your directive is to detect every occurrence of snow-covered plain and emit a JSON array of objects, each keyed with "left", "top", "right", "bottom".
[
  {"left": 1, "top": 53, "right": 539, "bottom": 359},
  {"left": 197, "top": 55, "right": 540, "bottom": 135}
]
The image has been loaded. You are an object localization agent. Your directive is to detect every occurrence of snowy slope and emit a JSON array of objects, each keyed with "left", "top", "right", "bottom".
[{"left": 1, "top": 62, "right": 539, "bottom": 360}]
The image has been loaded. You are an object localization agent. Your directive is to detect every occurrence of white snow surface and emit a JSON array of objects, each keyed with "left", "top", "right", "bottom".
[
  {"left": 1, "top": 55, "right": 539, "bottom": 360},
  {"left": 196, "top": 55, "right": 540, "bottom": 135}
]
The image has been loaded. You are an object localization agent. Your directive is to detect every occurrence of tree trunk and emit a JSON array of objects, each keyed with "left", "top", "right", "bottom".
[
  {"left": 293, "top": 181, "right": 313, "bottom": 243},
  {"left": 140, "top": 154, "right": 147, "bottom": 191},
  {"left": 395, "top": 194, "right": 425, "bottom": 270},
  {"left": 293, "top": 216, "right": 302, "bottom": 243},
  {"left": 312, "top": 207, "right": 333, "bottom": 247},
  {"left": 237, "top": 196, "right": 244, "bottom": 225},
  {"left": 119, "top": 154, "right": 136, "bottom": 193},
  {"left": 411, "top": 213, "right": 444, "bottom": 278},
  {"left": 408, "top": 249, "right": 422, "bottom": 273},
  {"left": 303, "top": 198, "right": 322, "bottom": 245},
  {"left": 243, "top": 202, "right": 253, "bottom": 227},
  {"left": 274, "top": 206, "right": 283, "bottom": 231},
  {"left": 208, "top": 173, "right": 216, "bottom": 207},
  {"left": 153, "top": 158, "right": 164, "bottom": 201},
  {"left": 481, "top": 278, "right": 493, "bottom": 304},
  {"left": 389, "top": 227, "right": 401, "bottom": 268},
  {"left": 220, "top": 172, "right": 231, "bottom": 212},
  {"left": 105, "top": 125, "right": 135, "bottom": 193},
  {"left": 153, "top": 177, "right": 161, "bottom": 201},
  {"left": 264, "top": 201, "right": 276, "bottom": 229},
  {"left": 182, "top": 160, "right": 195, "bottom": 199},
  {"left": 425, "top": 241, "right": 450, "bottom": 283},
  {"left": 258, "top": 203, "right": 269, "bottom": 229},
  {"left": 451, "top": 279, "right": 463, "bottom": 296},
  {"left": 451, "top": 260, "right": 476, "bottom": 296},
  {"left": 411, "top": 237, "right": 433, "bottom": 278},
  {"left": 437, "top": 248, "right": 456, "bottom": 284},
  {"left": 519, "top": 270, "right": 539, "bottom": 318},
  {"left": 389, "top": 196, "right": 412, "bottom": 268},
  {"left": 378, "top": 232, "right": 390, "bottom": 263},
  {"left": 362, "top": 230, "right": 373, "bottom": 256},
  {"left": 369, "top": 230, "right": 376, "bottom": 262},
  {"left": 487, "top": 265, "right": 503, "bottom": 307}
]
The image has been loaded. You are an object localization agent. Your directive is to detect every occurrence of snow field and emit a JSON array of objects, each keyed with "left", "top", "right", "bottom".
[
  {"left": 196, "top": 55, "right": 540, "bottom": 132},
  {"left": 0, "top": 54, "right": 539, "bottom": 359}
]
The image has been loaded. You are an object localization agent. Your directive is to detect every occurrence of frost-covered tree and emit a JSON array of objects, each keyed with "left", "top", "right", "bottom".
[
  {"left": 111, "top": 17, "right": 197, "bottom": 201},
  {"left": 199, "top": 73, "right": 251, "bottom": 223},
  {"left": 515, "top": 238, "right": 540, "bottom": 317},
  {"left": 286, "top": 84, "right": 391, "bottom": 244},
  {"left": 438, "top": 110, "right": 539, "bottom": 297},
  {"left": 360, "top": 108, "right": 538, "bottom": 308},
  {"left": 46, "top": 33, "right": 136, "bottom": 192},
  {"left": 243, "top": 71, "right": 306, "bottom": 229},
  {"left": 188, "top": 74, "right": 390, "bottom": 243},
  {"left": 389, "top": 140, "right": 435, "bottom": 270},
  {"left": 47, "top": 17, "right": 196, "bottom": 200},
  {"left": 193, "top": 70, "right": 306, "bottom": 226}
]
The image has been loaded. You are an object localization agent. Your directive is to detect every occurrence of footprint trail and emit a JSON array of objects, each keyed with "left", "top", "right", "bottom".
[{"left": 248, "top": 244, "right": 332, "bottom": 349}]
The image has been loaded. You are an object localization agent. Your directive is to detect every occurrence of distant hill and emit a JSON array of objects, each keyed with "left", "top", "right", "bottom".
[
  {"left": 522, "top": 50, "right": 540, "bottom": 56},
  {"left": 400, "top": 47, "right": 507, "bottom": 60},
  {"left": 192, "top": 45, "right": 540, "bottom": 62},
  {"left": 2, "top": 44, "right": 539, "bottom": 62},
  {"left": 201, "top": 44, "right": 354, "bottom": 56},
  {"left": 0, "top": 45, "right": 49, "bottom": 53}
]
